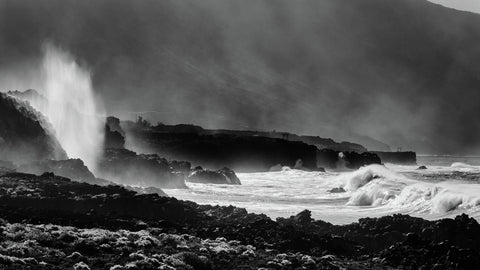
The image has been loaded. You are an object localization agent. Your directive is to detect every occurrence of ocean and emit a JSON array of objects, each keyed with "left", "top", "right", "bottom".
[{"left": 167, "top": 156, "right": 480, "bottom": 224}]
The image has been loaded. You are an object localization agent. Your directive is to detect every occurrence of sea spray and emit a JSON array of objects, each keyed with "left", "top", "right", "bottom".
[{"left": 32, "top": 43, "right": 105, "bottom": 171}]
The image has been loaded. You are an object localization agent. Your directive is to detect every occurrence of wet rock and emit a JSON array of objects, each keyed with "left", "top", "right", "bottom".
[
  {"left": 17, "top": 159, "right": 106, "bottom": 185},
  {"left": 417, "top": 165, "right": 427, "bottom": 170},
  {"left": 0, "top": 172, "right": 479, "bottom": 269},
  {"left": 97, "top": 148, "right": 187, "bottom": 188},
  {"left": 329, "top": 187, "right": 346, "bottom": 193},
  {"left": 187, "top": 167, "right": 241, "bottom": 185},
  {"left": 317, "top": 149, "right": 381, "bottom": 169},
  {"left": 73, "top": 261, "right": 90, "bottom": 270},
  {"left": 293, "top": 210, "right": 313, "bottom": 225},
  {"left": 0, "top": 92, "right": 67, "bottom": 164}
]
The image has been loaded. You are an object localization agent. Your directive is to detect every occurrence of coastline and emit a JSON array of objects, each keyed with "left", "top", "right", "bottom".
[{"left": 1, "top": 171, "right": 479, "bottom": 269}]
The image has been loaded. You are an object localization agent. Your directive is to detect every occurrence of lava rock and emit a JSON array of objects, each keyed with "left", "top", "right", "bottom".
[
  {"left": 97, "top": 148, "right": 187, "bottom": 188},
  {"left": 317, "top": 149, "right": 381, "bottom": 169},
  {"left": 0, "top": 92, "right": 67, "bottom": 164},
  {"left": 17, "top": 159, "right": 105, "bottom": 185},
  {"left": 187, "top": 167, "right": 241, "bottom": 185}
]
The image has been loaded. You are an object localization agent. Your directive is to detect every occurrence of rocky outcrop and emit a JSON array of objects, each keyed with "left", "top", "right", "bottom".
[
  {"left": 124, "top": 127, "right": 318, "bottom": 172},
  {"left": 104, "top": 116, "right": 125, "bottom": 149},
  {"left": 97, "top": 148, "right": 188, "bottom": 188},
  {"left": 0, "top": 173, "right": 479, "bottom": 269},
  {"left": 317, "top": 149, "right": 381, "bottom": 169},
  {"left": 16, "top": 159, "right": 105, "bottom": 185},
  {"left": 130, "top": 121, "right": 371, "bottom": 153},
  {"left": 187, "top": 167, "right": 241, "bottom": 185},
  {"left": 0, "top": 92, "right": 67, "bottom": 164},
  {"left": 373, "top": 151, "right": 417, "bottom": 165}
]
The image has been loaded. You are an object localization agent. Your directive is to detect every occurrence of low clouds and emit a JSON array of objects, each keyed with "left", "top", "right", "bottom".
[{"left": 1, "top": 0, "right": 480, "bottom": 154}]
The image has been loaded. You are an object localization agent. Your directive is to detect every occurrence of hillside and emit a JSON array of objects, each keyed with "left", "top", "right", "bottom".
[{"left": 1, "top": 0, "right": 480, "bottom": 154}]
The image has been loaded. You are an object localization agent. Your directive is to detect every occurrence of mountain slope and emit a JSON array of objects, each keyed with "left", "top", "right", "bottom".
[{"left": 1, "top": 0, "right": 480, "bottom": 154}]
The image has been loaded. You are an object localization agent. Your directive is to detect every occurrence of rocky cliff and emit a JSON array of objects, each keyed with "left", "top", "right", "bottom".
[
  {"left": 0, "top": 93, "right": 66, "bottom": 164},
  {"left": 124, "top": 127, "right": 319, "bottom": 172}
]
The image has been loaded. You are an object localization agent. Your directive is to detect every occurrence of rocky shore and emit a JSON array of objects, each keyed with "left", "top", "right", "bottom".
[{"left": 0, "top": 171, "right": 478, "bottom": 269}]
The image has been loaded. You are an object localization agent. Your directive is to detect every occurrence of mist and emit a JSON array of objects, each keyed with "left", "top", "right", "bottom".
[
  {"left": 1, "top": 0, "right": 480, "bottom": 154},
  {"left": 5, "top": 43, "right": 105, "bottom": 171}
]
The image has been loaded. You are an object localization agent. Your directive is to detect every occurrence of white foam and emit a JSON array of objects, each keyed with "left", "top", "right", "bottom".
[{"left": 167, "top": 163, "right": 480, "bottom": 224}]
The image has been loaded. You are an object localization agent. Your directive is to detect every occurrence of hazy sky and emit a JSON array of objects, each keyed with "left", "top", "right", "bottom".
[
  {"left": 429, "top": 0, "right": 480, "bottom": 13},
  {"left": 1, "top": 0, "right": 480, "bottom": 155}
]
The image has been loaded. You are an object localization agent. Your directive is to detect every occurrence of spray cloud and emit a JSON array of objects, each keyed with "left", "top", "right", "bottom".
[{"left": 30, "top": 43, "right": 105, "bottom": 171}]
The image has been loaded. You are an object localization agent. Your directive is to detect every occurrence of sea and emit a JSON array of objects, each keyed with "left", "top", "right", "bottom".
[{"left": 167, "top": 156, "right": 480, "bottom": 224}]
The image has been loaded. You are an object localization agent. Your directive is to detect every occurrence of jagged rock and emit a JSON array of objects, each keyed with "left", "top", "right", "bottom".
[
  {"left": 293, "top": 210, "right": 313, "bottom": 225},
  {"left": 17, "top": 159, "right": 105, "bottom": 185},
  {"left": 168, "top": 160, "right": 191, "bottom": 174},
  {"left": 105, "top": 117, "right": 125, "bottom": 149},
  {"left": 0, "top": 92, "right": 67, "bottom": 164},
  {"left": 317, "top": 149, "right": 381, "bottom": 169},
  {"left": 329, "top": 187, "right": 346, "bottom": 193},
  {"left": 97, "top": 148, "right": 187, "bottom": 188},
  {"left": 187, "top": 167, "right": 241, "bottom": 185},
  {"left": 0, "top": 172, "right": 479, "bottom": 269}
]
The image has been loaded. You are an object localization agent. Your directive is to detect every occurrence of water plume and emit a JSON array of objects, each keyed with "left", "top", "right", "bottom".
[{"left": 32, "top": 43, "right": 105, "bottom": 171}]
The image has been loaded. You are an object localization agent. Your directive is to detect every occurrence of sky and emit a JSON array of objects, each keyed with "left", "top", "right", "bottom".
[
  {"left": 1, "top": 0, "right": 480, "bottom": 155},
  {"left": 429, "top": 0, "right": 480, "bottom": 13}
]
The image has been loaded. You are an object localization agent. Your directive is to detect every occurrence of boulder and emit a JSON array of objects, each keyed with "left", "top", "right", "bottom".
[
  {"left": 187, "top": 167, "right": 241, "bottom": 185},
  {"left": 97, "top": 148, "right": 187, "bottom": 188},
  {"left": 317, "top": 149, "right": 381, "bottom": 169}
]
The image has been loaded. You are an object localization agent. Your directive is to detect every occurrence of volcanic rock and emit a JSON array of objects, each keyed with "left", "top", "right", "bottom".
[
  {"left": 105, "top": 116, "right": 125, "bottom": 149},
  {"left": 17, "top": 159, "right": 102, "bottom": 185},
  {"left": 97, "top": 148, "right": 187, "bottom": 188},
  {"left": 0, "top": 92, "right": 67, "bottom": 163},
  {"left": 317, "top": 149, "right": 381, "bottom": 169},
  {"left": 123, "top": 124, "right": 318, "bottom": 172},
  {"left": 187, "top": 167, "right": 241, "bottom": 185}
]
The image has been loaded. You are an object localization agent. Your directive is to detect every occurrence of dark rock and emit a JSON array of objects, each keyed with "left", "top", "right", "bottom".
[
  {"left": 0, "top": 92, "right": 67, "bottom": 164},
  {"left": 373, "top": 151, "right": 417, "bottom": 165},
  {"left": 417, "top": 165, "right": 427, "bottom": 170},
  {"left": 97, "top": 148, "right": 187, "bottom": 188},
  {"left": 168, "top": 160, "right": 192, "bottom": 173},
  {"left": 329, "top": 187, "right": 346, "bottom": 193},
  {"left": 17, "top": 159, "right": 104, "bottom": 185},
  {"left": 122, "top": 125, "right": 318, "bottom": 172},
  {"left": 187, "top": 167, "right": 241, "bottom": 185},
  {"left": 0, "top": 172, "right": 480, "bottom": 269},
  {"left": 317, "top": 149, "right": 381, "bottom": 169},
  {"left": 293, "top": 210, "right": 313, "bottom": 225},
  {"left": 104, "top": 116, "right": 125, "bottom": 149}
]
